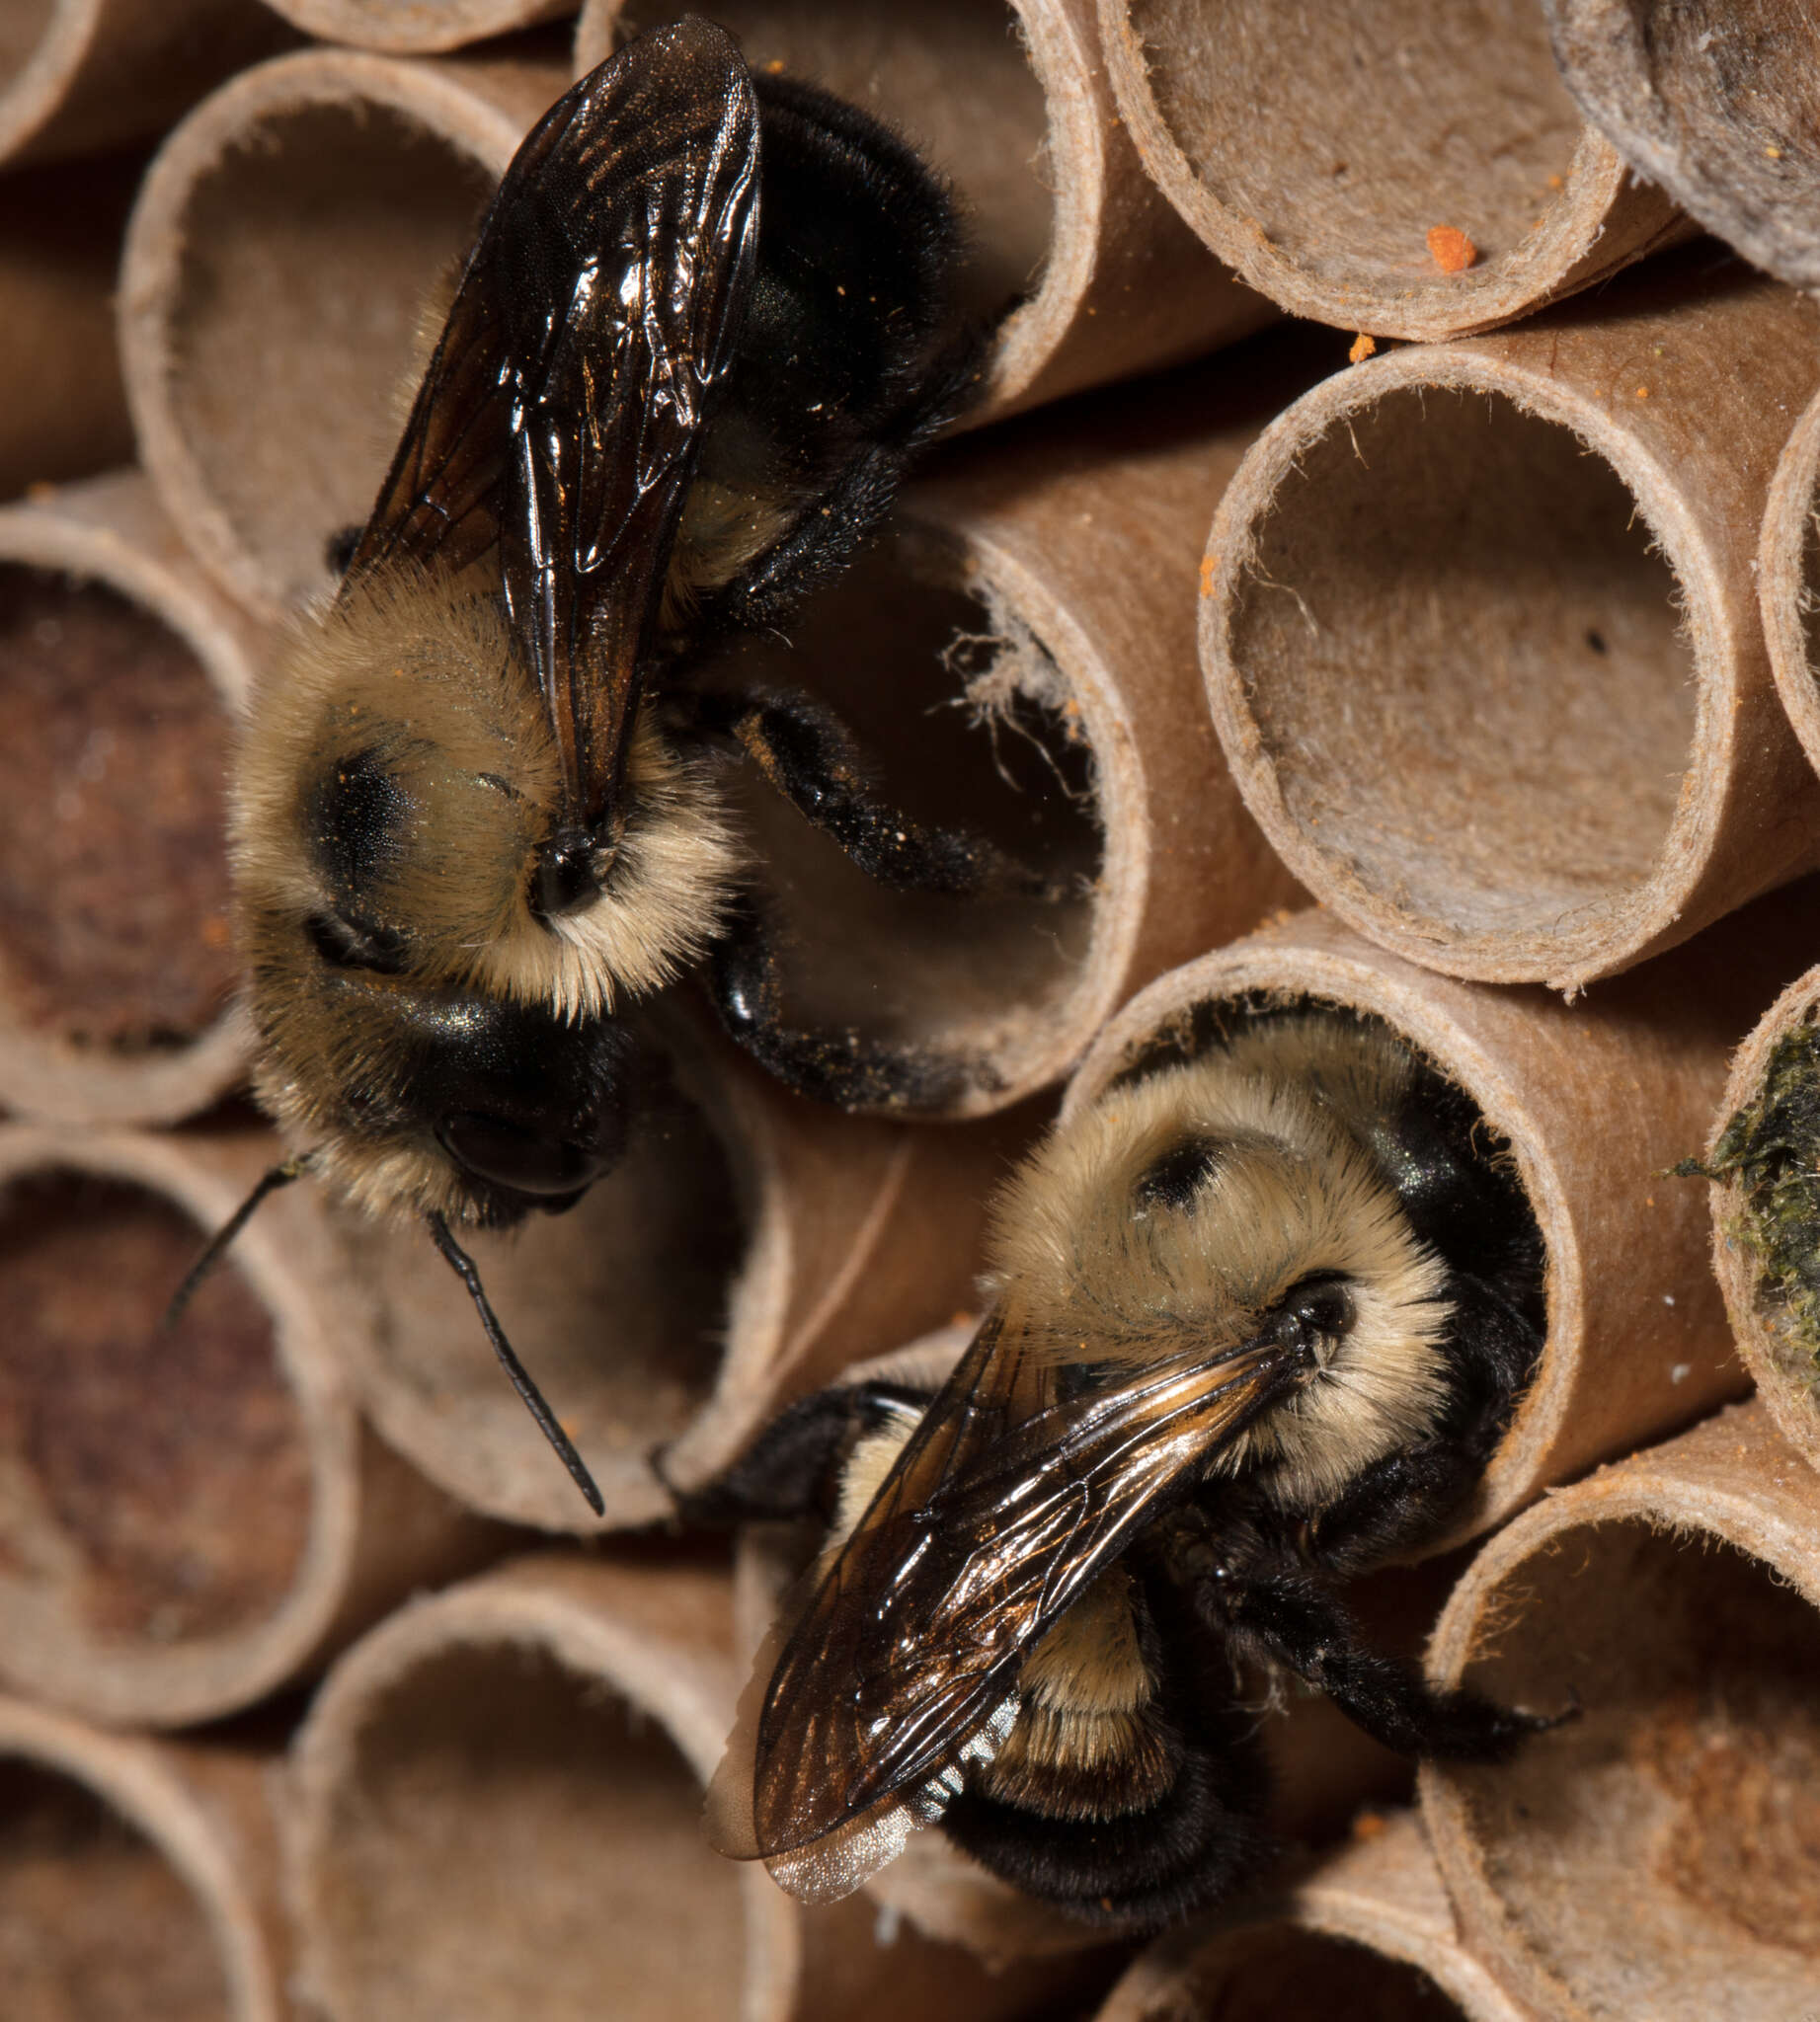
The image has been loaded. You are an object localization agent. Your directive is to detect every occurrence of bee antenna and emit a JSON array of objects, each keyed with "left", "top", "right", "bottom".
[
  {"left": 425, "top": 1210, "right": 605, "bottom": 1517},
  {"left": 163, "top": 1152, "right": 315, "bottom": 1332}
]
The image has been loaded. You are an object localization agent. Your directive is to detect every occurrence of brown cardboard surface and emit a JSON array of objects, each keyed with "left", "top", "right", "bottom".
[
  {"left": 1422, "top": 1400, "right": 1820, "bottom": 2022},
  {"left": 0, "top": 1124, "right": 500, "bottom": 1726},
  {"left": 0, "top": 471, "right": 264, "bottom": 1126},
  {"left": 289, "top": 1553, "right": 1103, "bottom": 2021},
  {"left": 1203, "top": 255, "right": 1820, "bottom": 988},
  {"left": 1095, "top": 1811, "right": 1532, "bottom": 2022},
  {"left": 0, "top": 0, "right": 291, "bottom": 169},
  {"left": 0, "top": 1696, "right": 287, "bottom": 2022},
  {"left": 1546, "top": 0, "right": 1820, "bottom": 294},
  {"left": 1099, "top": 0, "right": 1687, "bottom": 340}
]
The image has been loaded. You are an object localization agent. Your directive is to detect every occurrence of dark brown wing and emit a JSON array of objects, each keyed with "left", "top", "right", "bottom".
[
  {"left": 347, "top": 21, "right": 760, "bottom": 835},
  {"left": 743, "top": 1307, "right": 1298, "bottom": 1867}
]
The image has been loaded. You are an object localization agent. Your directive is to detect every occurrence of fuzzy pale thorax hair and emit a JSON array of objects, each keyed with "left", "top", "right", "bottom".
[
  {"left": 230, "top": 566, "right": 742, "bottom": 1222},
  {"left": 986, "top": 1019, "right": 1455, "bottom": 1506}
]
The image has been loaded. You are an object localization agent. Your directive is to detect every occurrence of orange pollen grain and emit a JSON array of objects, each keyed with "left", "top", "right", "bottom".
[{"left": 1425, "top": 225, "right": 1478, "bottom": 274}]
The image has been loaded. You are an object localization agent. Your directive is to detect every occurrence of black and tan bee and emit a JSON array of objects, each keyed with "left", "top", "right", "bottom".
[
  {"left": 184, "top": 22, "right": 1036, "bottom": 1510},
  {"left": 694, "top": 1012, "right": 1557, "bottom": 1928}
]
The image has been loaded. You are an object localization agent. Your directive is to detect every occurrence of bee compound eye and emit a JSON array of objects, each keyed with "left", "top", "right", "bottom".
[{"left": 435, "top": 1111, "right": 610, "bottom": 1199}]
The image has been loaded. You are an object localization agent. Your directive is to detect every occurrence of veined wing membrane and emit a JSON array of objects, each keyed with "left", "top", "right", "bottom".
[
  {"left": 746, "top": 1310, "right": 1297, "bottom": 1862},
  {"left": 346, "top": 20, "right": 761, "bottom": 837}
]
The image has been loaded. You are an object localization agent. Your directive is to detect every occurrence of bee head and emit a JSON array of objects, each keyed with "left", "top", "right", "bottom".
[
  {"left": 230, "top": 569, "right": 731, "bottom": 1225},
  {"left": 987, "top": 1037, "right": 1455, "bottom": 1501}
]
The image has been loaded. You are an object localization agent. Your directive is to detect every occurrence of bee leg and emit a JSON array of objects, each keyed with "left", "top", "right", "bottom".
[
  {"left": 658, "top": 1386, "right": 872, "bottom": 1529},
  {"left": 1293, "top": 1443, "right": 1487, "bottom": 1574},
  {"left": 676, "top": 685, "right": 1068, "bottom": 900},
  {"left": 1200, "top": 1567, "right": 1562, "bottom": 1763},
  {"left": 706, "top": 893, "right": 982, "bottom": 1111}
]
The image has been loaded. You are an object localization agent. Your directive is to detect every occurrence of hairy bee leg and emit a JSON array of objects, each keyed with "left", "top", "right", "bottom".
[
  {"left": 660, "top": 1384, "right": 903, "bottom": 1528},
  {"left": 1295, "top": 1443, "right": 1488, "bottom": 1572},
  {"left": 675, "top": 685, "right": 1068, "bottom": 900},
  {"left": 1201, "top": 1568, "right": 1556, "bottom": 1763},
  {"left": 706, "top": 894, "right": 979, "bottom": 1111}
]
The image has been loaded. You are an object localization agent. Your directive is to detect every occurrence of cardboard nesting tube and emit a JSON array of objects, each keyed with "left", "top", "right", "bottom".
[
  {"left": 0, "top": 470, "right": 266, "bottom": 1127},
  {"left": 263, "top": 0, "right": 578, "bottom": 54},
  {"left": 1544, "top": 0, "right": 1820, "bottom": 295},
  {"left": 0, "top": 153, "right": 138, "bottom": 501},
  {"left": 1094, "top": 1811, "right": 1528, "bottom": 2022},
  {"left": 575, "top": 0, "right": 1274, "bottom": 421},
  {"left": 743, "top": 362, "right": 1305, "bottom": 1123},
  {"left": 0, "top": 1696, "right": 288, "bottom": 2022},
  {"left": 319, "top": 1019, "right": 1028, "bottom": 1535},
  {"left": 1062, "top": 897, "right": 1820, "bottom": 1552},
  {"left": 1701, "top": 965, "right": 1820, "bottom": 1474},
  {"left": 119, "top": 43, "right": 573, "bottom": 620},
  {"left": 0, "top": 0, "right": 292, "bottom": 169},
  {"left": 1097, "top": 0, "right": 1686, "bottom": 341},
  {"left": 1759, "top": 381, "right": 1820, "bottom": 780},
  {"left": 0, "top": 1123, "right": 500, "bottom": 1728},
  {"left": 1421, "top": 1400, "right": 1820, "bottom": 2022},
  {"left": 1203, "top": 260, "right": 1820, "bottom": 991},
  {"left": 289, "top": 1553, "right": 1092, "bottom": 2022}
]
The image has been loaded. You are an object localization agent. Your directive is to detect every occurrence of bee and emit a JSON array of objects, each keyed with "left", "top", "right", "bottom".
[
  {"left": 186, "top": 21, "right": 1031, "bottom": 1511},
  {"left": 694, "top": 1012, "right": 1557, "bottom": 1928}
]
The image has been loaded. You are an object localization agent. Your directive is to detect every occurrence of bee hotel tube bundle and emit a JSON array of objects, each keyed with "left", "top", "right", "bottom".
[
  {"left": 1422, "top": 1400, "right": 1820, "bottom": 2021},
  {"left": 1064, "top": 897, "right": 1818, "bottom": 1548},
  {"left": 1096, "top": 0, "right": 1685, "bottom": 342},
  {"left": 1543, "top": 0, "right": 1820, "bottom": 295},
  {"left": 576, "top": 0, "right": 1274, "bottom": 421},
  {"left": 0, "top": 1695, "right": 289, "bottom": 2022},
  {"left": 0, "top": 470, "right": 261, "bottom": 1128},
  {"left": 1094, "top": 1809, "right": 1527, "bottom": 2022},
  {"left": 0, "top": 1124, "right": 501, "bottom": 1728},
  {"left": 289, "top": 1554, "right": 1091, "bottom": 2022},
  {"left": 1202, "top": 258, "right": 1820, "bottom": 991}
]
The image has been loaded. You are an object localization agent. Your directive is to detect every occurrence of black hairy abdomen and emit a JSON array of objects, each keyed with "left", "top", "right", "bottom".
[{"left": 939, "top": 1576, "right": 1270, "bottom": 1932}]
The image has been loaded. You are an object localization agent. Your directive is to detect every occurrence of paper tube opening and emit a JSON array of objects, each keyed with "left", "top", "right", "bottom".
[
  {"left": 325, "top": 1078, "right": 747, "bottom": 1530},
  {"left": 1545, "top": 0, "right": 1820, "bottom": 292},
  {"left": 1209, "top": 377, "right": 1697, "bottom": 979},
  {"left": 0, "top": 1167, "right": 311, "bottom": 1653},
  {"left": 0, "top": 564, "right": 236, "bottom": 1061},
  {"left": 0, "top": 1755, "right": 232, "bottom": 2021},
  {"left": 1104, "top": 0, "right": 1679, "bottom": 339},
  {"left": 1429, "top": 1514, "right": 1820, "bottom": 2018},
  {"left": 1115, "top": 1924, "right": 1470, "bottom": 2022},
  {"left": 129, "top": 73, "right": 507, "bottom": 615},
  {"left": 304, "top": 1634, "right": 747, "bottom": 2021},
  {"left": 707, "top": 533, "right": 1103, "bottom": 1115},
  {"left": 1761, "top": 385, "right": 1820, "bottom": 783}
]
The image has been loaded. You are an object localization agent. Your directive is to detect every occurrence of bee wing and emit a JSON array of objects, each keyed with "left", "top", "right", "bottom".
[
  {"left": 348, "top": 21, "right": 760, "bottom": 834},
  {"left": 717, "top": 1308, "right": 1296, "bottom": 1895}
]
